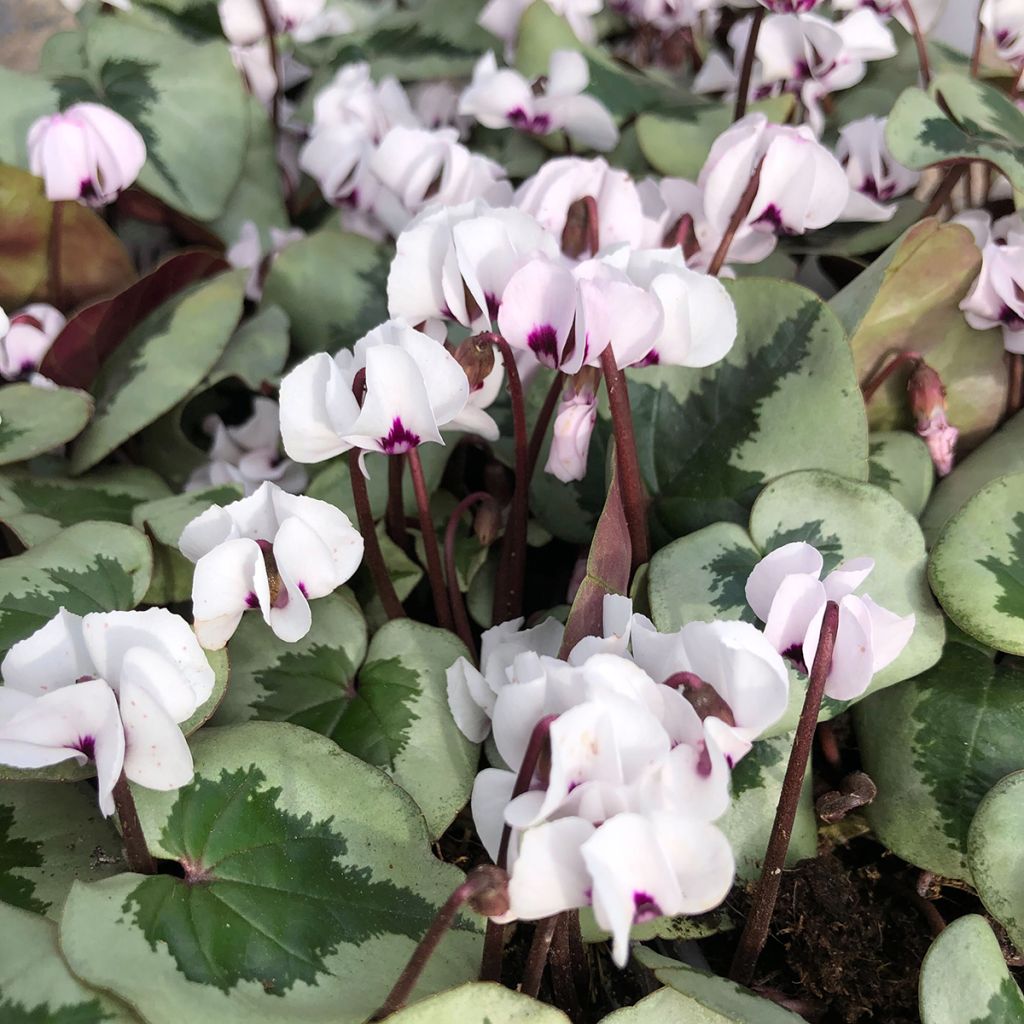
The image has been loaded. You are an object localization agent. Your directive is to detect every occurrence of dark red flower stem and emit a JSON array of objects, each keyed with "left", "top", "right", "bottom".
[
  {"left": 254, "top": 0, "right": 281, "bottom": 146},
  {"left": 386, "top": 455, "right": 410, "bottom": 552},
  {"left": 444, "top": 491, "right": 491, "bottom": 660},
  {"left": 373, "top": 867, "right": 505, "bottom": 1019},
  {"left": 1008, "top": 353, "right": 1024, "bottom": 419},
  {"left": 48, "top": 200, "right": 64, "bottom": 310},
  {"left": 902, "top": 0, "right": 932, "bottom": 87},
  {"left": 921, "top": 164, "right": 968, "bottom": 219},
  {"left": 521, "top": 915, "right": 560, "bottom": 998},
  {"left": 112, "top": 771, "right": 156, "bottom": 875},
  {"left": 600, "top": 348, "right": 649, "bottom": 571},
  {"left": 707, "top": 158, "right": 765, "bottom": 277},
  {"left": 471, "top": 332, "right": 529, "bottom": 625},
  {"left": 861, "top": 350, "right": 922, "bottom": 403},
  {"left": 408, "top": 447, "right": 453, "bottom": 631},
  {"left": 734, "top": 6, "right": 765, "bottom": 122},
  {"left": 729, "top": 600, "right": 840, "bottom": 987},
  {"left": 480, "top": 714, "right": 558, "bottom": 983},
  {"left": 527, "top": 372, "right": 565, "bottom": 479},
  {"left": 348, "top": 449, "right": 405, "bottom": 621}
]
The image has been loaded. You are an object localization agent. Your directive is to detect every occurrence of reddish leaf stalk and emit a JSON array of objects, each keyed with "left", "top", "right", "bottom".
[
  {"left": 471, "top": 332, "right": 529, "bottom": 625},
  {"left": 861, "top": 350, "right": 922, "bottom": 403},
  {"left": 348, "top": 450, "right": 405, "bottom": 621},
  {"left": 707, "top": 158, "right": 765, "bottom": 277},
  {"left": 527, "top": 372, "right": 565, "bottom": 479},
  {"left": 407, "top": 447, "right": 453, "bottom": 631},
  {"left": 112, "top": 771, "right": 156, "bottom": 875},
  {"left": 374, "top": 867, "right": 508, "bottom": 1019},
  {"left": 729, "top": 600, "right": 840, "bottom": 987},
  {"left": 902, "top": 0, "right": 932, "bottom": 86},
  {"left": 733, "top": 6, "right": 765, "bottom": 122},
  {"left": 444, "top": 491, "right": 492, "bottom": 660},
  {"left": 600, "top": 348, "right": 650, "bottom": 571}
]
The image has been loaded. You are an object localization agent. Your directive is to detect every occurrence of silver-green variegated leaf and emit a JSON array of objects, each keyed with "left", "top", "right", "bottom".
[
  {"left": 649, "top": 471, "right": 944, "bottom": 725},
  {"left": 260, "top": 226, "right": 391, "bottom": 354},
  {"left": 919, "top": 915, "right": 1024, "bottom": 1024},
  {"left": 213, "top": 589, "right": 367, "bottom": 729},
  {"left": 58, "top": 722, "right": 482, "bottom": 1024},
  {"left": 602, "top": 986, "right": 791, "bottom": 1024},
  {"left": 855, "top": 640, "right": 1024, "bottom": 881},
  {"left": 0, "top": 902, "right": 137, "bottom": 1024},
  {"left": 923, "top": 410, "right": 1024, "bottom": 546},
  {"left": 928, "top": 473, "right": 1024, "bottom": 655},
  {"left": 0, "top": 67, "right": 58, "bottom": 168},
  {"left": 633, "top": 948, "right": 807, "bottom": 1022},
  {"left": 132, "top": 484, "right": 243, "bottom": 604},
  {"left": 968, "top": 770, "right": 1024, "bottom": 953},
  {"left": 886, "top": 73, "right": 1024, "bottom": 195},
  {"left": 0, "top": 780, "right": 124, "bottom": 918},
  {"left": 868, "top": 431, "right": 934, "bottom": 519},
  {"left": 0, "top": 521, "right": 152, "bottom": 655},
  {"left": 69, "top": 15, "right": 250, "bottom": 220},
  {"left": 0, "top": 465, "right": 170, "bottom": 548},
  {"left": 69, "top": 269, "right": 247, "bottom": 474},
  {"left": 534, "top": 279, "right": 869, "bottom": 545},
  {"left": 332, "top": 620, "right": 477, "bottom": 839},
  {"left": 0, "top": 384, "right": 93, "bottom": 466},
  {"left": 204, "top": 305, "right": 291, "bottom": 391},
  {"left": 382, "top": 983, "right": 569, "bottom": 1023}
]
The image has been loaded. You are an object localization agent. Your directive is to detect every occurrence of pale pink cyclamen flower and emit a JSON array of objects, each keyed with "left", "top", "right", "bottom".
[
  {"left": 278, "top": 319, "right": 470, "bottom": 465},
  {"left": 955, "top": 210, "right": 1024, "bottom": 354},
  {"left": 745, "top": 542, "right": 915, "bottom": 701},
  {"left": 179, "top": 481, "right": 364, "bottom": 649},
  {"left": 981, "top": 0, "right": 1024, "bottom": 67},
  {"left": 459, "top": 50, "right": 618, "bottom": 152},
  {"left": 0, "top": 304, "right": 65, "bottom": 381},
  {"left": 186, "top": 397, "right": 308, "bottom": 496},
  {"left": 907, "top": 361, "right": 958, "bottom": 477},
  {"left": 479, "top": 0, "right": 602, "bottom": 50},
  {"left": 28, "top": 103, "right": 146, "bottom": 207},
  {"left": 227, "top": 220, "right": 304, "bottom": 300},
  {"left": 217, "top": 0, "right": 324, "bottom": 45},
  {"left": 831, "top": 0, "right": 951, "bottom": 34},
  {"left": 0, "top": 608, "right": 215, "bottom": 815},
  {"left": 546, "top": 386, "right": 598, "bottom": 483},
  {"left": 836, "top": 115, "right": 919, "bottom": 222}
]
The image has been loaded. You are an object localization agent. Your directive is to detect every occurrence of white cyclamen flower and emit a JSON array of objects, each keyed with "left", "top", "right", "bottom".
[
  {"left": 0, "top": 304, "right": 65, "bottom": 380},
  {"left": 836, "top": 115, "right": 919, "bottom": 222},
  {"left": 0, "top": 608, "right": 214, "bottom": 814},
  {"left": 218, "top": 0, "right": 324, "bottom": 45},
  {"left": 179, "top": 481, "right": 364, "bottom": 649}
]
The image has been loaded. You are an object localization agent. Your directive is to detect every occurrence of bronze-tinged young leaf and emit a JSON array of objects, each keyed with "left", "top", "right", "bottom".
[
  {"left": 41, "top": 249, "right": 228, "bottom": 390},
  {"left": 0, "top": 164, "right": 134, "bottom": 310}
]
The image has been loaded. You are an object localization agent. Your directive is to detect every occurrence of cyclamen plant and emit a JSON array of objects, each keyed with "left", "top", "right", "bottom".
[{"left": 2, "top": 0, "right": 1024, "bottom": 1021}]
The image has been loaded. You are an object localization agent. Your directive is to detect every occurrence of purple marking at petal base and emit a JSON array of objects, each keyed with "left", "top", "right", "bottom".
[
  {"left": 298, "top": 582, "right": 309, "bottom": 597},
  {"left": 485, "top": 293, "right": 500, "bottom": 320},
  {"left": 633, "top": 891, "right": 663, "bottom": 923},
  {"left": 77, "top": 736, "right": 96, "bottom": 760},
  {"left": 527, "top": 324, "right": 560, "bottom": 367},
  {"left": 245, "top": 592, "right": 260, "bottom": 609},
  {"left": 696, "top": 741, "right": 713, "bottom": 779},
  {"left": 381, "top": 417, "right": 421, "bottom": 454},
  {"left": 636, "top": 349, "right": 660, "bottom": 367},
  {"left": 753, "top": 204, "right": 785, "bottom": 233},
  {"left": 782, "top": 643, "right": 808, "bottom": 675}
]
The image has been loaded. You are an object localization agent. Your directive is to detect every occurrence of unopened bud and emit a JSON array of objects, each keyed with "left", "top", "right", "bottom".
[
  {"left": 663, "top": 671, "right": 737, "bottom": 727},
  {"left": 466, "top": 865, "right": 511, "bottom": 918},
  {"left": 907, "top": 361, "right": 958, "bottom": 476},
  {"left": 473, "top": 496, "right": 503, "bottom": 546},
  {"left": 815, "top": 771, "right": 877, "bottom": 824},
  {"left": 452, "top": 337, "right": 495, "bottom": 392},
  {"left": 570, "top": 365, "right": 601, "bottom": 401},
  {"left": 561, "top": 196, "right": 597, "bottom": 259}
]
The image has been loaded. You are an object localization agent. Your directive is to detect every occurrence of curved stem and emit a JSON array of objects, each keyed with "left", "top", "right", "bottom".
[
  {"left": 444, "top": 491, "right": 491, "bottom": 660},
  {"left": 861, "top": 350, "right": 922, "bottom": 403},
  {"left": 733, "top": 7, "right": 765, "bottom": 122},
  {"left": 408, "top": 448, "right": 453, "bottom": 631},
  {"left": 521, "top": 915, "right": 559, "bottom": 999},
  {"left": 386, "top": 455, "right": 409, "bottom": 551},
  {"left": 113, "top": 771, "right": 156, "bottom": 875},
  {"left": 480, "top": 920, "right": 507, "bottom": 984},
  {"left": 527, "top": 373, "right": 565, "bottom": 480},
  {"left": 707, "top": 158, "right": 765, "bottom": 277},
  {"left": 902, "top": 0, "right": 932, "bottom": 87},
  {"left": 348, "top": 450, "right": 405, "bottom": 621},
  {"left": 729, "top": 601, "right": 840, "bottom": 987},
  {"left": 600, "top": 348, "right": 649, "bottom": 571}
]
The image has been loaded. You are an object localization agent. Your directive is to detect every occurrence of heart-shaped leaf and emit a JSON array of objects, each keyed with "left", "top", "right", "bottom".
[
  {"left": 0, "top": 780, "right": 123, "bottom": 918},
  {"left": 929, "top": 473, "right": 1024, "bottom": 655},
  {"left": 602, "top": 986, "right": 789, "bottom": 1023},
  {"left": 382, "top": 983, "right": 569, "bottom": 1022},
  {"left": 0, "top": 902, "right": 136, "bottom": 1024},
  {"left": 919, "top": 915, "right": 1024, "bottom": 1024},
  {"left": 868, "top": 431, "right": 934, "bottom": 519},
  {"left": 59, "top": 722, "right": 482, "bottom": 1024},
  {"left": 0, "top": 520, "right": 152, "bottom": 655},
  {"left": 968, "top": 770, "right": 1024, "bottom": 953},
  {"left": 0, "top": 384, "right": 93, "bottom": 466},
  {"left": 69, "top": 268, "right": 246, "bottom": 474},
  {"left": 855, "top": 639, "right": 1024, "bottom": 881}
]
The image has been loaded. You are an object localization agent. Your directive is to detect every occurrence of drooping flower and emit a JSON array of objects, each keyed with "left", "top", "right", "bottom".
[
  {"left": 478, "top": 0, "right": 602, "bottom": 50},
  {"left": 0, "top": 608, "right": 215, "bottom": 814},
  {"left": 0, "top": 304, "right": 65, "bottom": 381},
  {"left": 179, "top": 481, "right": 364, "bottom": 649},
  {"left": 955, "top": 210, "right": 1024, "bottom": 354},
  {"left": 227, "top": 220, "right": 304, "bottom": 300},
  {"left": 545, "top": 384, "right": 598, "bottom": 483},
  {"left": 745, "top": 541, "right": 915, "bottom": 700},
  {"left": 907, "top": 360, "right": 958, "bottom": 477},
  {"left": 386, "top": 200, "right": 559, "bottom": 333},
  {"left": 278, "top": 319, "right": 470, "bottom": 464},
  {"left": 28, "top": 103, "right": 146, "bottom": 208},
  {"left": 186, "top": 397, "right": 308, "bottom": 496},
  {"left": 310, "top": 62, "right": 418, "bottom": 139},
  {"left": 459, "top": 50, "right": 618, "bottom": 152},
  {"left": 836, "top": 115, "right": 920, "bottom": 222},
  {"left": 981, "top": 0, "right": 1024, "bottom": 68}
]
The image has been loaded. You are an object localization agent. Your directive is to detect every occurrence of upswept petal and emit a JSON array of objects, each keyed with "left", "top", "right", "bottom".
[
  {"left": 1, "top": 608, "right": 91, "bottom": 696},
  {"left": 279, "top": 351, "right": 359, "bottom": 464},
  {"left": 745, "top": 541, "right": 824, "bottom": 621},
  {"left": 190, "top": 537, "right": 264, "bottom": 650}
]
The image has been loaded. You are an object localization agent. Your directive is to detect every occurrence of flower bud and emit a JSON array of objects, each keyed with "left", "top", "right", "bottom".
[
  {"left": 452, "top": 337, "right": 496, "bottom": 393},
  {"left": 473, "top": 495, "right": 503, "bottom": 547},
  {"left": 545, "top": 389, "right": 597, "bottom": 483},
  {"left": 662, "top": 671, "right": 737, "bottom": 727},
  {"left": 907, "top": 361, "right": 958, "bottom": 476}
]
